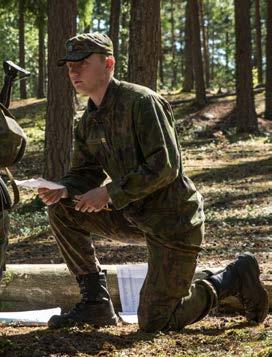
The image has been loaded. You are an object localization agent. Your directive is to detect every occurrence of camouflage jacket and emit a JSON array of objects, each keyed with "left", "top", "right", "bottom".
[{"left": 59, "top": 78, "right": 204, "bottom": 246}]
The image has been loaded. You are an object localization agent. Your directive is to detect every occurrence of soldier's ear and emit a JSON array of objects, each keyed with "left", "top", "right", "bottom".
[{"left": 105, "top": 56, "right": 115, "bottom": 71}]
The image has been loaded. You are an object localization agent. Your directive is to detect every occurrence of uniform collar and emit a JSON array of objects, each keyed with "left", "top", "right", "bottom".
[{"left": 87, "top": 77, "right": 121, "bottom": 118}]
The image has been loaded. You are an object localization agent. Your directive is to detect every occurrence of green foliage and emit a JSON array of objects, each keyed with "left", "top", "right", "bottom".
[
  {"left": 91, "top": 0, "right": 110, "bottom": 32},
  {"left": 78, "top": 0, "right": 94, "bottom": 33},
  {"left": 0, "top": 11, "right": 18, "bottom": 81}
]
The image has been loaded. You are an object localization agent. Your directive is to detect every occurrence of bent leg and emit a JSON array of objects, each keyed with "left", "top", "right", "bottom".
[
  {"left": 0, "top": 210, "right": 9, "bottom": 278},
  {"left": 48, "top": 199, "right": 144, "bottom": 276},
  {"left": 138, "top": 230, "right": 217, "bottom": 332}
]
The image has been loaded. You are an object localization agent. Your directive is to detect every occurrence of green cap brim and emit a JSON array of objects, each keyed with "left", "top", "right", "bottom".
[{"left": 57, "top": 52, "right": 92, "bottom": 66}]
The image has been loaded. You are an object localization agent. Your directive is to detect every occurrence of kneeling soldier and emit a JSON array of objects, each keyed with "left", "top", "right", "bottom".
[{"left": 39, "top": 33, "right": 269, "bottom": 331}]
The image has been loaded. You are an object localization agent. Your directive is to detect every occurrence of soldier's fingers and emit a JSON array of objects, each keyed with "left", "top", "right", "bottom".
[
  {"left": 75, "top": 199, "right": 88, "bottom": 211},
  {"left": 42, "top": 192, "right": 59, "bottom": 202},
  {"left": 79, "top": 203, "right": 91, "bottom": 213},
  {"left": 75, "top": 200, "right": 83, "bottom": 211}
]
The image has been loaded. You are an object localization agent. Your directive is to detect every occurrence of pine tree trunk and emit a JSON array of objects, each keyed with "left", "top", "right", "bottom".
[
  {"left": 44, "top": 0, "right": 77, "bottom": 180},
  {"left": 128, "top": 0, "right": 160, "bottom": 90},
  {"left": 37, "top": 15, "right": 45, "bottom": 98},
  {"left": 199, "top": 0, "right": 210, "bottom": 88},
  {"left": 255, "top": 0, "right": 263, "bottom": 85},
  {"left": 18, "top": 0, "right": 27, "bottom": 99},
  {"left": 159, "top": 17, "right": 164, "bottom": 86},
  {"left": 234, "top": 0, "right": 258, "bottom": 132},
  {"left": 189, "top": 0, "right": 207, "bottom": 106},
  {"left": 109, "top": 0, "right": 121, "bottom": 76},
  {"left": 210, "top": 26, "right": 215, "bottom": 82},
  {"left": 170, "top": 0, "right": 177, "bottom": 88},
  {"left": 225, "top": 31, "right": 229, "bottom": 71},
  {"left": 119, "top": 0, "right": 130, "bottom": 80},
  {"left": 179, "top": 19, "right": 185, "bottom": 78},
  {"left": 183, "top": 0, "right": 194, "bottom": 92},
  {"left": 265, "top": 0, "right": 272, "bottom": 119}
]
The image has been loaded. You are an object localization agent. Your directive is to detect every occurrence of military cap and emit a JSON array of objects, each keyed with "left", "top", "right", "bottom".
[{"left": 57, "top": 32, "right": 113, "bottom": 66}]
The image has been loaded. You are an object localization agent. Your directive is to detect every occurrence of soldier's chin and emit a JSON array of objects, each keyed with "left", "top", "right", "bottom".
[{"left": 74, "top": 85, "right": 88, "bottom": 96}]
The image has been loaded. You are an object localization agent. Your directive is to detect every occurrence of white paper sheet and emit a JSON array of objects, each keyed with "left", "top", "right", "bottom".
[
  {"left": 15, "top": 178, "right": 65, "bottom": 190},
  {"left": 118, "top": 313, "right": 139, "bottom": 324},
  {"left": 0, "top": 307, "right": 61, "bottom": 326},
  {"left": 116, "top": 264, "right": 147, "bottom": 324}
]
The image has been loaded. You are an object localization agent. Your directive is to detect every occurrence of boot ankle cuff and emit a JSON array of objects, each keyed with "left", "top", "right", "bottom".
[{"left": 195, "top": 279, "right": 219, "bottom": 308}]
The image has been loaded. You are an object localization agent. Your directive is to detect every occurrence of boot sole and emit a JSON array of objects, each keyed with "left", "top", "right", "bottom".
[{"left": 235, "top": 253, "right": 269, "bottom": 323}]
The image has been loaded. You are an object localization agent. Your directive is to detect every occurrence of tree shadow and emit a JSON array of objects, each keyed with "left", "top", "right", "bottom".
[
  {"left": 0, "top": 325, "right": 157, "bottom": 357},
  {"left": 11, "top": 100, "right": 46, "bottom": 120},
  {"left": 205, "top": 188, "right": 272, "bottom": 209},
  {"left": 0, "top": 315, "right": 261, "bottom": 357},
  {"left": 191, "top": 157, "right": 271, "bottom": 184}
]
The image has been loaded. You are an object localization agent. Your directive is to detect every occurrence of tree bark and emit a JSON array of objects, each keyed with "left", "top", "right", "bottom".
[
  {"left": 37, "top": 14, "right": 45, "bottom": 98},
  {"left": 199, "top": 0, "right": 210, "bottom": 88},
  {"left": 170, "top": 0, "right": 177, "bottom": 88},
  {"left": 210, "top": 25, "right": 215, "bottom": 82},
  {"left": 189, "top": 0, "right": 207, "bottom": 106},
  {"left": 255, "top": 0, "right": 263, "bottom": 85},
  {"left": 18, "top": 0, "right": 27, "bottom": 99},
  {"left": 234, "top": 0, "right": 258, "bottom": 132},
  {"left": 159, "top": 17, "right": 164, "bottom": 86},
  {"left": 128, "top": 0, "right": 160, "bottom": 90},
  {"left": 265, "top": 0, "right": 272, "bottom": 119},
  {"left": 44, "top": 0, "right": 77, "bottom": 180},
  {"left": 109, "top": 0, "right": 121, "bottom": 76},
  {"left": 225, "top": 30, "right": 229, "bottom": 71},
  {"left": 119, "top": 0, "right": 130, "bottom": 80},
  {"left": 183, "top": 0, "right": 194, "bottom": 91}
]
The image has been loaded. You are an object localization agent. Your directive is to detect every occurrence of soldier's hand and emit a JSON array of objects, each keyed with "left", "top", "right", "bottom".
[
  {"left": 74, "top": 186, "right": 110, "bottom": 213},
  {"left": 38, "top": 187, "right": 68, "bottom": 205}
]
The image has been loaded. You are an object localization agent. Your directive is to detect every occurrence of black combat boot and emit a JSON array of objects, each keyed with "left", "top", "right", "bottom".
[
  {"left": 207, "top": 253, "right": 268, "bottom": 323},
  {"left": 48, "top": 271, "right": 118, "bottom": 328}
]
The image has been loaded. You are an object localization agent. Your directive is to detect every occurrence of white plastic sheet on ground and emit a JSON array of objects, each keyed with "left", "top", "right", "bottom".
[
  {"left": 0, "top": 307, "right": 61, "bottom": 326},
  {"left": 116, "top": 264, "right": 147, "bottom": 324}
]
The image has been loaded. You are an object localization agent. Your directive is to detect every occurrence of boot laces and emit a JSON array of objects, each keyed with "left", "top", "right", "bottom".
[{"left": 69, "top": 282, "right": 90, "bottom": 313}]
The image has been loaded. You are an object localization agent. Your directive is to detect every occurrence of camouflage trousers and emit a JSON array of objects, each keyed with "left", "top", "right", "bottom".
[
  {"left": 48, "top": 199, "right": 217, "bottom": 332},
  {"left": 0, "top": 210, "right": 9, "bottom": 278}
]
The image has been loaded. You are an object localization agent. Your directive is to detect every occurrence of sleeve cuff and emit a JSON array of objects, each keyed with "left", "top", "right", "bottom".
[
  {"left": 106, "top": 180, "right": 130, "bottom": 210},
  {"left": 57, "top": 180, "right": 83, "bottom": 197}
]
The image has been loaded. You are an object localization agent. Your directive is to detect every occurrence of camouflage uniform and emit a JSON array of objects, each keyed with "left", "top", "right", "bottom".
[{"left": 49, "top": 78, "right": 217, "bottom": 332}]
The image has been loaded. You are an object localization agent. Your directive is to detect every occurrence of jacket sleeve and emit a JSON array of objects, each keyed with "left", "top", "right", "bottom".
[
  {"left": 58, "top": 115, "right": 107, "bottom": 197},
  {"left": 106, "top": 94, "right": 180, "bottom": 209}
]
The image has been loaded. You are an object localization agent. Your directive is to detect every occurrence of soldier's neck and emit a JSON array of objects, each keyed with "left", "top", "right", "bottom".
[{"left": 89, "top": 79, "right": 111, "bottom": 108}]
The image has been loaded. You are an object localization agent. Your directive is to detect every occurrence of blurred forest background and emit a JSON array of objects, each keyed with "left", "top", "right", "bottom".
[
  {"left": 0, "top": 0, "right": 270, "bottom": 95},
  {"left": 1, "top": 0, "right": 271, "bottom": 181}
]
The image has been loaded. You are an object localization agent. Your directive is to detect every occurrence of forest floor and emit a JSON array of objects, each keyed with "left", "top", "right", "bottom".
[{"left": 0, "top": 92, "right": 271, "bottom": 356}]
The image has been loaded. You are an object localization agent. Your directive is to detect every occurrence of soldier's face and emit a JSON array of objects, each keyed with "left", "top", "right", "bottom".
[{"left": 66, "top": 54, "right": 109, "bottom": 96}]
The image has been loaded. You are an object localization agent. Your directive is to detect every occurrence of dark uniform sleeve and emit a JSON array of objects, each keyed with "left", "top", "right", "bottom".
[
  {"left": 106, "top": 94, "right": 180, "bottom": 209},
  {"left": 58, "top": 114, "right": 107, "bottom": 197}
]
